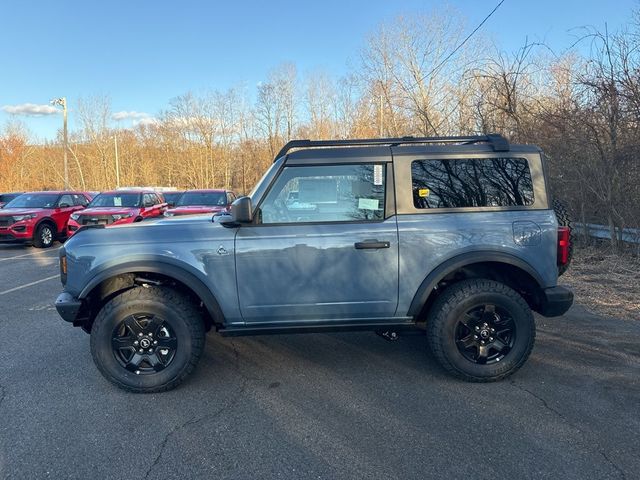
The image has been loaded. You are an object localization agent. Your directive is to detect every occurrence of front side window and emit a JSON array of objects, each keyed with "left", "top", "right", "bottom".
[
  {"left": 58, "top": 195, "right": 74, "bottom": 207},
  {"left": 259, "top": 164, "right": 386, "bottom": 224},
  {"left": 411, "top": 158, "right": 534, "bottom": 209}
]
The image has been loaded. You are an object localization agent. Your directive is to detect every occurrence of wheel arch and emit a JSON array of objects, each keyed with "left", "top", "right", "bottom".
[
  {"left": 35, "top": 216, "right": 58, "bottom": 234},
  {"left": 408, "top": 251, "right": 545, "bottom": 318},
  {"left": 79, "top": 261, "right": 225, "bottom": 332}
]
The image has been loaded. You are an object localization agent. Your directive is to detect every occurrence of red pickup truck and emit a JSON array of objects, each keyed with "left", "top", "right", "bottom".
[
  {"left": 0, "top": 191, "right": 93, "bottom": 248},
  {"left": 163, "top": 189, "right": 236, "bottom": 217},
  {"left": 66, "top": 190, "right": 167, "bottom": 237}
]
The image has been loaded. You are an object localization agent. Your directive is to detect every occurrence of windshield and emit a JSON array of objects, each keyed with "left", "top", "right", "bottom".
[
  {"left": 88, "top": 193, "right": 141, "bottom": 208},
  {"left": 177, "top": 192, "right": 226, "bottom": 206},
  {"left": 163, "top": 192, "right": 183, "bottom": 204},
  {"left": 5, "top": 193, "right": 59, "bottom": 209}
]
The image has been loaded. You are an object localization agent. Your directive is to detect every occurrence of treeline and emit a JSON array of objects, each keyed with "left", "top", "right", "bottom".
[{"left": 1, "top": 9, "right": 639, "bottom": 248}]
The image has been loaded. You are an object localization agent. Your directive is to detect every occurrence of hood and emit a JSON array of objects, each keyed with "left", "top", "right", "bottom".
[
  {"left": 77, "top": 207, "right": 139, "bottom": 216},
  {"left": 0, "top": 208, "right": 45, "bottom": 216},
  {"left": 167, "top": 205, "right": 226, "bottom": 215}
]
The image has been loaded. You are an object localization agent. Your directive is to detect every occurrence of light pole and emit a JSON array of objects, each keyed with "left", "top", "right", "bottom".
[
  {"left": 113, "top": 134, "right": 120, "bottom": 188},
  {"left": 51, "top": 97, "right": 68, "bottom": 190}
]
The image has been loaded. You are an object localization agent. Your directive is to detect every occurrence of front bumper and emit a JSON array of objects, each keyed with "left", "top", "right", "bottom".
[
  {"left": 538, "top": 286, "right": 574, "bottom": 317},
  {"left": 55, "top": 292, "right": 84, "bottom": 323}
]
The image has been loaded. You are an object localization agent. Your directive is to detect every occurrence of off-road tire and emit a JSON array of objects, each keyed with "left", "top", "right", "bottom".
[
  {"left": 426, "top": 279, "right": 535, "bottom": 382},
  {"left": 553, "top": 198, "right": 573, "bottom": 275},
  {"left": 33, "top": 223, "right": 55, "bottom": 248},
  {"left": 90, "top": 286, "right": 205, "bottom": 393}
]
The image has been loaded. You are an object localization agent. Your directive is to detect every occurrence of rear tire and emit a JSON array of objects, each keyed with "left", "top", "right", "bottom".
[
  {"left": 90, "top": 286, "right": 205, "bottom": 393},
  {"left": 426, "top": 279, "right": 535, "bottom": 382},
  {"left": 33, "top": 223, "right": 55, "bottom": 248}
]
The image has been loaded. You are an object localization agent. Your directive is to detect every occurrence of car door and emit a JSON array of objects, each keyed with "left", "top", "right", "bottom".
[
  {"left": 235, "top": 162, "right": 399, "bottom": 323},
  {"left": 52, "top": 194, "right": 77, "bottom": 233}
]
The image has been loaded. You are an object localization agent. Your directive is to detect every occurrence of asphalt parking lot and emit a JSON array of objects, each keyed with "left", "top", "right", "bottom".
[{"left": 0, "top": 245, "right": 638, "bottom": 479}]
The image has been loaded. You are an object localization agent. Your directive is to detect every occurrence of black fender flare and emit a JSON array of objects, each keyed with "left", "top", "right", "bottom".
[
  {"left": 407, "top": 251, "right": 545, "bottom": 316},
  {"left": 79, "top": 261, "right": 225, "bottom": 324}
]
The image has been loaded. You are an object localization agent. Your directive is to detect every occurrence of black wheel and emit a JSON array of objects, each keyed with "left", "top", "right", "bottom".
[
  {"left": 33, "top": 223, "right": 55, "bottom": 248},
  {"left": 90, "top": 286, "right": 205, "bottom": 393},
  {"left": 553, "top": 198, "right": 573, "bottom": 275},
  {"left": 427, "top": 279, "right": 535, "bottom": 382}
]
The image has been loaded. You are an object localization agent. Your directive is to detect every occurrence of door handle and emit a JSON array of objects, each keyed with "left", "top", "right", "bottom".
[{"left": 354, "top": 240, "right": 390, "bottom": 249}]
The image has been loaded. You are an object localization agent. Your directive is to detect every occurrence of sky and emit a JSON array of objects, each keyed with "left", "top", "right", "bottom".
[{"left": 1, "top": 0, "right": 638, "bottom": 140}]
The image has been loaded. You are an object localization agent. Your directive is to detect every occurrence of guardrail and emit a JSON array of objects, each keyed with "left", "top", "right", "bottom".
[{"left": 573, "top": 223, "right": 640, "bottom": 244}]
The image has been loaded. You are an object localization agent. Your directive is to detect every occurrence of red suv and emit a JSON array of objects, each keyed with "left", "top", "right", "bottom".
[
  {"left": 0, "top": 191, "right": 93, "bottom": 248},
  {"left": 163, "top": 189, "right": 236, "bottom": 217},
  {"left": 67, "top": 190, "right": 167, "bottom": 236}
]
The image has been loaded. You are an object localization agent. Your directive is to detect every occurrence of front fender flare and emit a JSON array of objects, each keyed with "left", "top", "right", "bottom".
[{"left": 79, "top": 260, "right": 224, "bottom": 323}]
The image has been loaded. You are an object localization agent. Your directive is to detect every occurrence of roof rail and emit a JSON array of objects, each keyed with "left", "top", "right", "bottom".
[{"left": 273, "top": 134, "right": 510, "bottom": 161}]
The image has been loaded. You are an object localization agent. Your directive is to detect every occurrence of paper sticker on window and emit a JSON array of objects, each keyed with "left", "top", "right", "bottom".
[
  {"left": 418, "top": 188, "right": 430, "bottom": 198},
  {"left": 114, "top": 197, "right": 122, "bottom": 207},
  {"left": 373, "top": 165, "right": 383, "bottom": 186},
  {"left": 358, "top": 198, "right": 379, "bottom": 210}
]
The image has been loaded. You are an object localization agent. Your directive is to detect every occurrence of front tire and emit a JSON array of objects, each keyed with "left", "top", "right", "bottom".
[
  {"left": 33, "top": 223, "right": 55, "bottom": 248},
  {"left": 90, "top": 286, "right": 205, "bottom": 393},
  {"left": 426, "top": 279, "right": 535, "bottom": 382}
]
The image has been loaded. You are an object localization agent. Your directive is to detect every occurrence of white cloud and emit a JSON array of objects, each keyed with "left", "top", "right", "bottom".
[
  {"left": 112, "top": 110, "right": 152, "bottom": 121},
  {"left": 134, "top": 117, "right": 159, "bottom": 127},
  {"left": 2, "top": 103, "right": 59, "bottom": 116}
]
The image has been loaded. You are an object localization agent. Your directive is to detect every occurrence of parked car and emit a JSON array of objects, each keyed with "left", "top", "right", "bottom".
[
  {"left": 55, "top": 134, "right": 573, "bottom": 393},
  {"left": 0, "top": 191, "right": 92, "bottom": 248},
  {"left": 0, "top": 192, "right": 23, "bottom": 209},
  {"left": 163, "top": 189, "right": 236, "bottom": 217},
  {"left": 66, "top": 189, "right": 167, "bottom": 236},
  {"left": 161, "top": 191, "right": 184, "bottom": 208}
]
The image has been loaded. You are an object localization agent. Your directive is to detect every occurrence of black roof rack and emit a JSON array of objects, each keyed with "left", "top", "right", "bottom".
[{"left": 274, "top": 133, "right": 509, "bottom": 161}]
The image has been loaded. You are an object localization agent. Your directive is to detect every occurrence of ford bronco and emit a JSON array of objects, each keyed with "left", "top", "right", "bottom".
[{"left": 55, "top": 135, "right": 573, "bottom": 392}]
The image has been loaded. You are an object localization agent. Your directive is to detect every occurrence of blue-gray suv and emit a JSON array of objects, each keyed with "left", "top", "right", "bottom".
[{"left": 55, "top": 135, "right": 573, "bottom": 392}]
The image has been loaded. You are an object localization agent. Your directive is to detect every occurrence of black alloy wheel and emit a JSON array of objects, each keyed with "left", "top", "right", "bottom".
[
  {"left": 111, "top": 313, "right": 178, "bottom": 375},
  {"left": 454, "top": 303, "right": 515, "bottom": 365}
]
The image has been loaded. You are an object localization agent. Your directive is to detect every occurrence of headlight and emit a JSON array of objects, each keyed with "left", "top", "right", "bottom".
[
  {"left": 13, "top": 214, "right": 37, "bottom": 221},
  {"left": 163, "top": 211, "right": 174, "bottom": 217},
  {"left": 112, "top": 213, "right": 133, "bottom": 221},
  {"left": 70, "top": 213, "right": 80, "bottom": 221}
]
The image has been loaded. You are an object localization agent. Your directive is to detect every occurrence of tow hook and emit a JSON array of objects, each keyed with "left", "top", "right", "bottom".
[{"left": 376, "top": 330, "right": 400, "bottom": 342}]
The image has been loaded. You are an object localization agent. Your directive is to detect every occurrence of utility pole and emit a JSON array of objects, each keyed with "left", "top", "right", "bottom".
[
  {"left": 51, "top": 97, "right": 68, "bottom": 190},
  {"left": 114, "top": 134, "right": 120, "bottom": 188}
]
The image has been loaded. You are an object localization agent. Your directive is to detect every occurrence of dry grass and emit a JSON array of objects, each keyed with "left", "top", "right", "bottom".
[{"left": 561, "top": 246, "right": 640, "bottom": 321}]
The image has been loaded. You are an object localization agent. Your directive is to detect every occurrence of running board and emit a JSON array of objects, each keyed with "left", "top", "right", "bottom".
[{"left": 218, "top": 320, "right": 418, "bottom": 337}]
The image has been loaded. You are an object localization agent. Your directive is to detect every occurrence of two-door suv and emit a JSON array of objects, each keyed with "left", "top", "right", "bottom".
[
  {"left": 55, "top": 135, "right": 573, "bottom": 392},
  {"left": 66, "top": 189, "right": 167, "bottom": 236},
  {"left": 163, "top": 189, "right": 236, "bottom": 217},
  {"left": 0, "top": 191, "right": 92, "bottom": 248}
]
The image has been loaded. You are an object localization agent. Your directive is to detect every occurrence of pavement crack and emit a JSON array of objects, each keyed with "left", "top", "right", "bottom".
[
  {"left": 511, "top": 381, "right": 626, "bottom": 480},
  {"left": 0, "top": 383, "right": 5, "bottom": 410},
  {"left": 143, "top": 341, "right": 249, "bottom": 480}
]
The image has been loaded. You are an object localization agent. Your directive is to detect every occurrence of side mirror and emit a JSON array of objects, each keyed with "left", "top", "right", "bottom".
[
  {"left": 219, "top": 196, "right": 252, "bottom": 227},
  {"left": 59, "top": 203, "right": 70, "bottom": 208}
]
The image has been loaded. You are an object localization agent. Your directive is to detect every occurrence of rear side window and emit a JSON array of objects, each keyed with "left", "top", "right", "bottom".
[{"left": 411, "top": 158, "right": 534, "bottom": 209}]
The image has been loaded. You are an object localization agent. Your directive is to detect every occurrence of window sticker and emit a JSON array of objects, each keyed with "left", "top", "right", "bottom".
[
  {"left": 373, "top": 165, "right": 383, "bottom": 185},
  {"left": 358, "top": 198, "right": 379, "bottom": 210},
  {"left": 418, "top": 188, "right": 430, "bottom": 197},
  {"left": 114, "top": 197, "right": 122, "bottom": 207}
]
